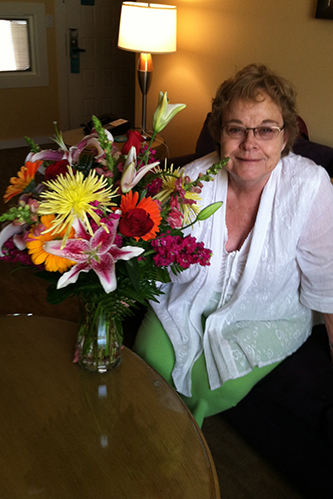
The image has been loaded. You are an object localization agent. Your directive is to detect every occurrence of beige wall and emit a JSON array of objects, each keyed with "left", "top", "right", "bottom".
[
  {"left": 1, "top": 0, "right": 59, "bottom": 142},
  {"left": 2, "top": 0, "right": 332, "bottom": 156},
  {"left": 138, "top": 0, "right": 333, "bottom": 157}
]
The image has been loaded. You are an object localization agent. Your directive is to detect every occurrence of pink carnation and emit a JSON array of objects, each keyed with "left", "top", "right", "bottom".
[{"left": 166, "top": 208, "right": 183, "bottom": 229}]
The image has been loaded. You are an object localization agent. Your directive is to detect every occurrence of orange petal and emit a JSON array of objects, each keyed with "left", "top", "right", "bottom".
[
  {"left": 26, "top": 160, "right": 43, "bottom": 178},
  {"left": 120, "top": 190, "right": 139, "bottom": 213}
]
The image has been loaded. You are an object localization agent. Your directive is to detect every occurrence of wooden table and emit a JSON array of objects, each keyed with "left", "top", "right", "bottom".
[{"left": 0, "top": 315, "right": 220, "bottom": 498}]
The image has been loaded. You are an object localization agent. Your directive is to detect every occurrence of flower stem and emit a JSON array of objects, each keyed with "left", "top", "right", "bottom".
[{"left": 137, "top": 131, "right": 157, "bottom": 168}]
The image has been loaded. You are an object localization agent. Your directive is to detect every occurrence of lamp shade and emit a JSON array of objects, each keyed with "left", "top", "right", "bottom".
[{"left": 118, "top": 2, "right": 177, "bottom": 54}]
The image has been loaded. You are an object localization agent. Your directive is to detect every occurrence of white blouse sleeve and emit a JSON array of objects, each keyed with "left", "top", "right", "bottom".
[{"left": 297, "top": 170, "right": 333, "bottom": 313}]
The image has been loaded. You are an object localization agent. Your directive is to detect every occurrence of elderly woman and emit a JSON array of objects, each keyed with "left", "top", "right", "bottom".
[{"left": 134, "top": 64, "right": 333, "bottom": 427}]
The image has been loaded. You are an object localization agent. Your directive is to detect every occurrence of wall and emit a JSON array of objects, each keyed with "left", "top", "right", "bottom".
[
  {"left": 0, "top": 0, "right": 59, "bottom": 144},
  {"left": 139, "top": 0, "right": 333, "bottom": 157},
  {"left": 1, "top": 0, "right": 332, "bottom": 155}
]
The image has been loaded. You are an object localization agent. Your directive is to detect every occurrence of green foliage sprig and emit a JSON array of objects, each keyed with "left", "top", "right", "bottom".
[
  {"left": 0, "top": 205, "right": 35, "bottom": 224},
  {"left": 195, "top": 157, "right": 229, "bottom": 184},
  {"left": 92, "top": 115, "right": 118, "bottom": 174},
  {"left": 24, "top": 137, "right": 41, "bottom": 153}
]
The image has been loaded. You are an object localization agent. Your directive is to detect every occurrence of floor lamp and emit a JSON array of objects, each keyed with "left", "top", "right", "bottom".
[{"left": 118, "top": 2, "right": 177, "bottom": 138}]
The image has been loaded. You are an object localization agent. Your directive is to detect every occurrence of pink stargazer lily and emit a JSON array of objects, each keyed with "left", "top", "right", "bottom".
[
  {"left": 28, "top": 129, "right": 114, "bottom": 167},
  {"left": 120, "top": 146, "right": 159, "bottom": 193},
  {"left": 43, "top": 218, "right": 144, "bottom": 293}
]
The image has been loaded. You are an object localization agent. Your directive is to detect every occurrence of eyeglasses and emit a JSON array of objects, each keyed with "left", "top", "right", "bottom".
[{"left": 222, "top": 124, "right": 285, "bottom": 141}]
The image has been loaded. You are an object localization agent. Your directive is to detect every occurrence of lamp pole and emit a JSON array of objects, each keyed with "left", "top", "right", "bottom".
[{"left": 137, "top": 53, "right": 153, "bottom": 138}]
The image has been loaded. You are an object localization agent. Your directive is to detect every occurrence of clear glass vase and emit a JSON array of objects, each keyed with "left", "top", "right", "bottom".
[{"left": 77, "top": 300, "right": 122, "bottom": 373}]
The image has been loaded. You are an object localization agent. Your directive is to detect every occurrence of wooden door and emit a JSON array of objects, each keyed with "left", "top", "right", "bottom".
[{"left": 56, "top": 0, "right": 135, "bottom": 131}]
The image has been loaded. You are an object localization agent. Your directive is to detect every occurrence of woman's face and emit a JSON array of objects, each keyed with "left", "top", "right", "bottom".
[{"left": 220, "top": 94, "right": 287, "bottom": 189}]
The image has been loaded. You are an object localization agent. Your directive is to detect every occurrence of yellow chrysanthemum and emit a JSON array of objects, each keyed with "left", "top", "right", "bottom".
[
  {"left": 154, "top": 165, "right": 201, "bottom": 225},
  {"left": 38, "top": 168, "right": 117, "bottom": 248},
  {"left": 26, "top": 215, "right": 76, "bottom": 272}
]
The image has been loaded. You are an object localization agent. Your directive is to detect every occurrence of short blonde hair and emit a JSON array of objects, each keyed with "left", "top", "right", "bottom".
[{"left": 209, "top": 64, "right": 299, "bottom": 157}]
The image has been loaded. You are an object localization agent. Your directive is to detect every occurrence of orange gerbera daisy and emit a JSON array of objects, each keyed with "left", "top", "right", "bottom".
[
  {"left": 26, "top": 215, "right": 76, "bottom": 272},
  {"left": 120, "top": 190, "right": 161, "bottom": 241},
  {"left": 4, "top": 160, "right": 42, "bottom": 203}
]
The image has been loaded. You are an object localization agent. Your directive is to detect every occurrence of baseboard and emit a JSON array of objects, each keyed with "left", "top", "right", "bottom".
[{"left": 0, "top": 136, "right": 53, "bottom": 150}]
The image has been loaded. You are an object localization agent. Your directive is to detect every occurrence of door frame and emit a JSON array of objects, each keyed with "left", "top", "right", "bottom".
[{"left": 55, "top": 0, "right": 70, "bottom": 132}]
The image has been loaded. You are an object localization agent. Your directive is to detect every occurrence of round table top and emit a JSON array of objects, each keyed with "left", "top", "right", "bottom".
[{"left": 0, "top": 314, "right": 220, "bottom": 498}]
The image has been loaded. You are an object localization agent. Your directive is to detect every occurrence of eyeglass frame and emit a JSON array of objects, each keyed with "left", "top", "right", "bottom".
[{"left": 221, "top": 123, "right": 285, "bottom": 141}]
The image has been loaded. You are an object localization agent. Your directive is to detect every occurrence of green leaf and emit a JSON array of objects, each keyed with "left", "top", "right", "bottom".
[
  {"left": 125, "top": 259, "right": 141, "bottom": 292},
  {"left": 35, "top": 270, "right": 60, "bottom": 285}
]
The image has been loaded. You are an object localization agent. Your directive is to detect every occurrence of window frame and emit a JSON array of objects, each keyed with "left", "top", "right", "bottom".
[{"left": 0, "top": 2, "right": 49, "bottom": 89}]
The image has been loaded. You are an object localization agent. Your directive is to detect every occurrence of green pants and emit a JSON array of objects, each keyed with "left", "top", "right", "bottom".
[{"left": 133, "top": 307, "right": 280, "bottom": 427}]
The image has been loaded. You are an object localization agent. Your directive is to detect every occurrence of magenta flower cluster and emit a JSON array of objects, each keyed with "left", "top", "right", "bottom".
[
  {"left": 146, "top": 177, "right": 163, "bottom": 197},
  {"left": 139, "top": 145, "right": 157, "bottom": 163},
  {"left": 1, "top": 239, "right": 34, "bottom": 265},
  {"left": 151, "top": 233, "right": 212, "bottom": 269},
  {"left": 165, "top": 176, "right": 202, "bottom": 230}
]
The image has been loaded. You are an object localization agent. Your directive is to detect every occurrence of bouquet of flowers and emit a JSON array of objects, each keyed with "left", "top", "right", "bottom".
[{"left": 0, "top": 91, "right": 227, "bottom": 372}]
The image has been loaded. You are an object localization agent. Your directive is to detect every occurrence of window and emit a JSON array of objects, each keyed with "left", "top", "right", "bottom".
[
  {"left": 0, "top": 2, "right": 48, "bottom": 88},
  {"left": 0, "top": 19, "right": 30, "bottom": 72}
]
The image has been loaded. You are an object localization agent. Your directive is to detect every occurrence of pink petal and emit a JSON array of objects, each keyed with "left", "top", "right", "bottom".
[
  {"left": 110, "top": 245, "right": 144, "bottom": 261},
  {"left": 44, "top": 239, "right": 90, "bottom": 262},
  {"left": 120, "top": 160, "right": 160, "bottom": 193},
  {"left": 30, "top": 150, "right": 67, "bottom": 162},
  {"left": 120, "top": 161, "right": 136, "bottom": 193},
  {"left": 76, "top": 131, "right": 98, "bottom": 147},
  {"left": 91, "top": 252, "right": 117, "bottom": 293},
  {"left": 90, "top": 225, "right": 116, "bottom": 253},
  {"left": 57, "top": 262, "right": 90, "bottom": 289},
  {"left": 0, "top": 223, "right": 25, "bottom": 257},
  {"left": 73, "top": 218, "right": 91, "bottom": 240},
  {"left": 73, "top": 343, "right": 80, "bottom": 363},
  {"left": 125, "top": 146, "right": 136, "bottom": 165},
  {"left": 13, "top": 233, "right": 27, "bottom": 250},
  {"left": 133, "top": 161, "right": 160, "bottom": 184}
]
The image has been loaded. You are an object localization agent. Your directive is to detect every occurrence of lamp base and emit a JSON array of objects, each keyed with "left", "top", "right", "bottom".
[{"left": 139, "top": 128, "right": 153, "bottom": 141}]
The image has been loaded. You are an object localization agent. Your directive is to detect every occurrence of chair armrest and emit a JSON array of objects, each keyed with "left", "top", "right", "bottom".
[
  {"left": 167, "top": 153, "right": 197, "bottom": 168},
  {"left": 293, "top": 136, "right": 333, "bottom": 177}
]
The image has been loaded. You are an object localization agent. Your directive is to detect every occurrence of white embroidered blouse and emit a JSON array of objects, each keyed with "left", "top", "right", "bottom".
[
  {"left": 151, "top": 151, "right": 333, "bottom": 397},
  {"left": 203, "top": 226, "right": 253, "bottom": 317}
]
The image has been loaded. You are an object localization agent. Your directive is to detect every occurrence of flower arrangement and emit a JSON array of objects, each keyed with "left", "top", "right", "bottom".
[{"left": 0, "top": 91, "right": 227, "bottom": 371}]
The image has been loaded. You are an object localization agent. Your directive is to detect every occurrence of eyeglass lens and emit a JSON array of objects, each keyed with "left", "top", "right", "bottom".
[{"left": 223, "top": 125, "right": 283, "bottom": 140}]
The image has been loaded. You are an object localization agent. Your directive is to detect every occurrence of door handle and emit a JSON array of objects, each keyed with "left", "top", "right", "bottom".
[{"left": 69, "top": 29, "right": 85, "bottom": 73}]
